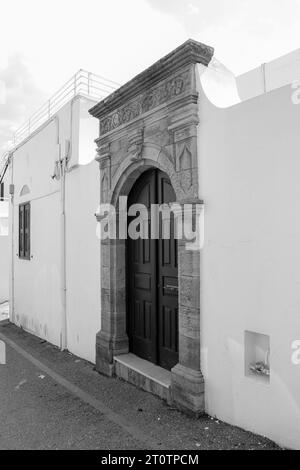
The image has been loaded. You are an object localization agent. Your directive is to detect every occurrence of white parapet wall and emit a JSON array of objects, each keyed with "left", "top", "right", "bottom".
[{"left": 237, "top": 48, "right": 300, "bottom": 102}]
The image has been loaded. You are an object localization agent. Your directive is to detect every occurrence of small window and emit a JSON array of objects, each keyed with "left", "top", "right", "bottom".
[
  {"left": 0, "top": 183, "right": 4, "bottom": 201},
  {"left": 19, "top": 202, "right": 30, "bottom": 260}
]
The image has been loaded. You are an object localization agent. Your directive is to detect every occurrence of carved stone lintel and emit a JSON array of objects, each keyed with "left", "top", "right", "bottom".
[
  {"left": 89, "top": 39, "right": 214, "bottom": 122},
  {"left": 97, "top": 70, "right": 192, "bottom": 136}
]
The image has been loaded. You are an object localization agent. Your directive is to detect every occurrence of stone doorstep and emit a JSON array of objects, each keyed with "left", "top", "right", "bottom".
[{"left": 114, "top": 353, "right": 171, "bottom": 404}]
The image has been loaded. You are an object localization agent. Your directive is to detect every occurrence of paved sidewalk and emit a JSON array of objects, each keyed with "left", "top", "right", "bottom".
[{"left": 0, "top": 321, "right": 281, "bottom": 450}]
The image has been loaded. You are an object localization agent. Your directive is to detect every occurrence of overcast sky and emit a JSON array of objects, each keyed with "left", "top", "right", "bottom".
[{"left": 1, "top": 0, "right": 300, "bottom": 154}]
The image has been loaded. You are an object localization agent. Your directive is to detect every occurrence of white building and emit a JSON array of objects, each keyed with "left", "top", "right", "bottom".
[
  {"left": 2, "top": 42, "right": 300, "bottom": 449},
  {"left": 0, "top": 170, "right": 9, "bottom": 304},
  {"left": 1, "top": 70, "right": 118, "bottom": 362}
]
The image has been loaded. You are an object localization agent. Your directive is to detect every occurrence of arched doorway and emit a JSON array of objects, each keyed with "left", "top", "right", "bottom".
[
  {"left": 126, "top": 169, "right": 179, "bottom": 371},
  {"left": 92, "top": 38, "right": 210, "bottom": 413}
]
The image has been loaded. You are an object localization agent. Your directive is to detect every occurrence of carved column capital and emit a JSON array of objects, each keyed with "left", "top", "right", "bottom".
[
  {"left": 95, "top": 142, "right": 111, "bottom": 168},
  {"left": 96, "top": 143, "right": 112, "bottom": 202},
  {"left": 127, "top": 127, "right": 144, "bottom": 160},
  {"left": 168, "top": 109, "right": 199, "bottom": 138}
]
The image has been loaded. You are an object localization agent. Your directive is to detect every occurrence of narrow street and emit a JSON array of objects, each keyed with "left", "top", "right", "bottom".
[{"left": 0, "top": 321, "right": 280, "bottom": 450}]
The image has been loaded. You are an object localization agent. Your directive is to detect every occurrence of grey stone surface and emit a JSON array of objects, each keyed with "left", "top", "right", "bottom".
[{"left": 114, "top": 354, "right": 171, "bottom": 403}]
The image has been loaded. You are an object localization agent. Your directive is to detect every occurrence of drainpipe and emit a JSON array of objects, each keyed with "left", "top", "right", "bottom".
[
  {"left": 53, "top": 115, "right": 68, "bottom": 351},
  {"left": 57, "top": 97, "right": 75, "bottom": 351},
  {"left": 59, "top": 148, "right": 67, "bottom": 351}
]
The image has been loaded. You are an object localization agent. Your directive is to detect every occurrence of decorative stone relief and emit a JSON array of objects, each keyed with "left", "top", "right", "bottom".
[
  {"left": 100, "top": 70, "right": 191, "bottom": 135},
  {"left": 178, "top": 144, "right": 192, "bottom": 191},
  {"left": 163, "top": 145, "right": 176, "bottom": 168}
]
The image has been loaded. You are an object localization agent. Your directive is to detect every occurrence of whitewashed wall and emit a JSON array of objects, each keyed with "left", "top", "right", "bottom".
[
  {"left": 0, "top": 174, "right": 9, "bottom": 303},
  {"left": 197, "top": 65, "right": 300, "bottom": 449},
  {"left": 65, "top": 98, "right": 100, "bottom": 363},
  {"left": 9, "top": 96, "right": 100, "bottom": 362},
  {"left": 11, "top": 117, "right": 61, "bottom": 345}
]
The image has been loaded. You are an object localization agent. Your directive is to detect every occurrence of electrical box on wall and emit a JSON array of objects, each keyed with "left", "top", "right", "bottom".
[{"left": 245, "top": 331, "right": 270, "bottom": 383}]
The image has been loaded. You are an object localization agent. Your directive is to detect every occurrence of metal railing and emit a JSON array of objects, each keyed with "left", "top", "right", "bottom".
[
  {"left": 0, "top": 69, "right": 120, "bottom": 182},
  {"left": 12, "top": 69, "right": 119, "bottom": 147}
]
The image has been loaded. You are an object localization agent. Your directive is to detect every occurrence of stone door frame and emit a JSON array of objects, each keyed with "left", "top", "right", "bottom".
[{"left": 90, "top": 39, "right": 214, "bottom": 415}]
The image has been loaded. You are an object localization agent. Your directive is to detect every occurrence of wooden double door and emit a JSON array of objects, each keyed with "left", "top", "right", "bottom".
[{"left": 127, "top": 169, "right": 179, "bottom": 371}]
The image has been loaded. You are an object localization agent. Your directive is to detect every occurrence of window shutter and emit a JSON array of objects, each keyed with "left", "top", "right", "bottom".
[
  {"left": 19, "top": 205, "right": 24, "bottom": 258},
  {"left": 19, "top": 202, "right": 30, "bottom": 259}
]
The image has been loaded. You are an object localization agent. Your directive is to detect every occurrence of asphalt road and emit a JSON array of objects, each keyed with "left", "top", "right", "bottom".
[{"left": 0, "top": 321, "right": 281, "bottom": 450}]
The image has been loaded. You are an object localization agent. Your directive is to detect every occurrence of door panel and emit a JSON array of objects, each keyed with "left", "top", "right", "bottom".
[
  {"left": 127, "top": 170, "right": 157, "bottom": 364},
  {"left": 127, "top": 169, "right": 179, "bottom": 371},
  {"left": 157, "top": 172, "right": 179, "bottom": 370}
]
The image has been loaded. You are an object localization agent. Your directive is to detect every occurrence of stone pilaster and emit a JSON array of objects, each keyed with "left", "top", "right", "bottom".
[
  {"left": 96, "top": 237, "right": 129, "bottom": 377},
  {"left": 171, "top": 239, "right": 204, "bottom": 415},
  {"left": 95, "top": 144, "right": 129, "bottom": 376},
  {"left": 168, "top": 106, "right": 205, "bottom": 415}
]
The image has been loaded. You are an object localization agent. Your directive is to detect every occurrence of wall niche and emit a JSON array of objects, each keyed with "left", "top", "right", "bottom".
[{"left": 245, "top": 331, "right": 270, "bottom": 383}]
